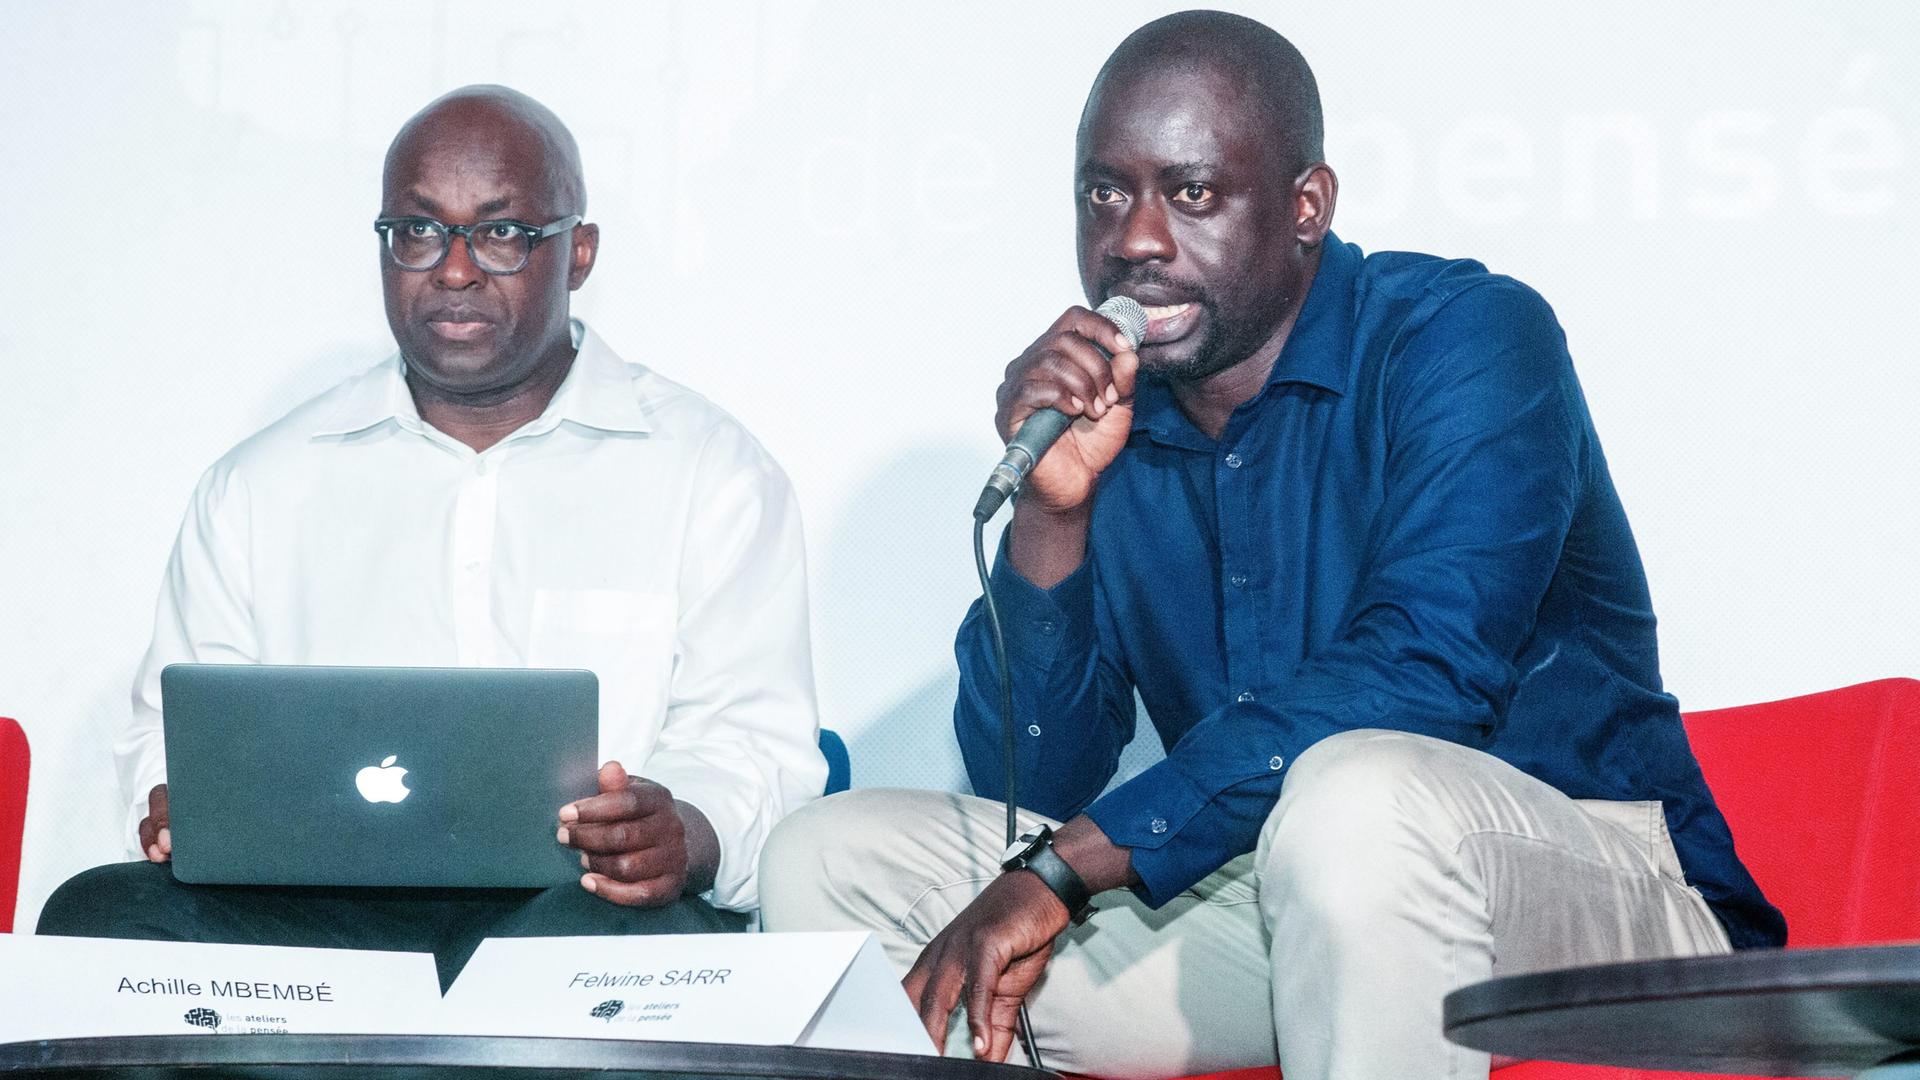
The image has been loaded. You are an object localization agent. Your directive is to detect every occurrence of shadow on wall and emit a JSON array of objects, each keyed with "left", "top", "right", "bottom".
[{"left": 816, "top": 442, "right": 1164, "bottom": 800}]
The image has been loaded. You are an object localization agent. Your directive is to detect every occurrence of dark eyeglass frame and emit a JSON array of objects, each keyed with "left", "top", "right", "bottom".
[{"left": 372, "top": 214, "right": 583, "bottom": 275}]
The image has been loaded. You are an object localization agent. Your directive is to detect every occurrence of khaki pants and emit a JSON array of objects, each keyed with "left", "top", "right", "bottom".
[{"left": 759, "top": 729, "right": 1732, "bottom": 1080}]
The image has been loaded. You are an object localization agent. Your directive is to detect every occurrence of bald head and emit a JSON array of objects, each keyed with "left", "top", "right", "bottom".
[
  {"left": 385, "top": 85, "right": 586, "bottom": 217},
  {"left": 1083, "top": 11, "right": 1323, "bottom": 179}
]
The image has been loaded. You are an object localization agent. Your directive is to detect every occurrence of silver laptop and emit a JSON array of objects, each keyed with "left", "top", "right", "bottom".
[{"left": 161, "top": 663, "right": 599, "bottom": 888}]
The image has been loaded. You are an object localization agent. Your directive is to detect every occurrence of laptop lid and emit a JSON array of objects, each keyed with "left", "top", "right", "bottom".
[{"left": 161, "top": 663, "right": 599, "bottom": 888}]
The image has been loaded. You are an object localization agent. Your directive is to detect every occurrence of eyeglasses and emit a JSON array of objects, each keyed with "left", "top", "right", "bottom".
[{"left": 372, "top": 214, "right": 582, "bottom": 275}]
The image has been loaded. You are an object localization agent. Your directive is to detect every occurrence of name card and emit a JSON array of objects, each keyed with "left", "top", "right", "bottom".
[
  {"left": 441, "top": 931, "right": 932, "bottom": 1055},
  {"left": 0, "top": 934, "right": 442, "bottom": 1043}
]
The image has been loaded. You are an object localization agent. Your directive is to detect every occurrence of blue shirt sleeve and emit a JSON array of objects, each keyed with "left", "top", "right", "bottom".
[
  {"left": 962, "top": 280, "right": 1591, "bottom": 907},
  {"left": 954, "top": 535, "right": 1138, "bottom": 821}
]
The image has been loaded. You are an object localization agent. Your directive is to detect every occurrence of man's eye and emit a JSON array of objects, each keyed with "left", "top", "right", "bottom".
[
  {"left": 1172, "top": 183, "right": 1213, "bottom": 205},
  {"left": 484, "top": 223, "right": 521, "bottom": 240},
  {"left": 405, "top": 221, "right": 440, "bottom": 237},
  {"left": 1087, "top": 185, "right": 1123, "bottom": 206}
]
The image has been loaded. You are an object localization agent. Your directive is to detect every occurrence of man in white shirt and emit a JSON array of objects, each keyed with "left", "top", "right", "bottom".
[{"left": 36, "top": 86, "right": 824, "bottom": 984}]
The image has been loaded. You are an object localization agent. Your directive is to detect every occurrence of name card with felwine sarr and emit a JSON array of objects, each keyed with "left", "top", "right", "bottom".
[
  {"left": 441, "top": 931, "right": 933, "bottom": 1054},
  {"left": 0, "top": 935, "right": 442, "bottom": 1042}
]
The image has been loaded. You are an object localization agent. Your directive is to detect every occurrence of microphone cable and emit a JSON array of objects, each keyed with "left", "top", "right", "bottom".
[{"left": 971, "top": 513, "right": 1046, "bottom": 1070}]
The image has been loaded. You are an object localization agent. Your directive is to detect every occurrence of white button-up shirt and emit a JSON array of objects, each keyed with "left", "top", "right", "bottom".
[{"left": 116, "top": 320, "right": 825, "bottom": 910}]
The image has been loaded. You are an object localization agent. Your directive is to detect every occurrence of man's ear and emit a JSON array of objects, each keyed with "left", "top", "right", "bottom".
[
  {"left": 1294, "top": 163, "right": 1338, "bottom": 247},
  {"left": 568, "top": 222, "right": 600, "bottom": 291}
]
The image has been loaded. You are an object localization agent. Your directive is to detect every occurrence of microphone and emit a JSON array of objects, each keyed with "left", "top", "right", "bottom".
[{"left": 972, "top": 295, "right": 1148, "bottom": 522}]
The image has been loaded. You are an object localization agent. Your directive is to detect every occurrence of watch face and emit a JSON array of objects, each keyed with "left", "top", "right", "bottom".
[{"left": 999, "top": 828, "right": 1047, "bottom": 870}]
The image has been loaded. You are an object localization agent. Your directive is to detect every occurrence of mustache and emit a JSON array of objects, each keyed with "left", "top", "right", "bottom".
[
  {"left": 418, "top": 303, "right": 499, "bottom": 322},
  {"left": 1103, "top": 265, "right": 1210, "bottom": 305}
]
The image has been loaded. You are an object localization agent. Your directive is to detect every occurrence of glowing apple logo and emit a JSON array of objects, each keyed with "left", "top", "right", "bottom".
[{"left": 354, "top": 755, "right": 411, "bottom": 804}]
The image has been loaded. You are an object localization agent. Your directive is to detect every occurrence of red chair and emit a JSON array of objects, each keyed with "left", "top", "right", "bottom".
[
  {"left": 1180, "top": 677, "right": 1920, "bottom": 1080},
  {"left": 1, "top": 717, "right": 27, "bottom": 934}
]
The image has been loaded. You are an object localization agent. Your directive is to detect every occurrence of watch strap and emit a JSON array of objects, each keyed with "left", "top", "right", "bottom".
[{"left": 1019, "top": 837, "right": 1096, "bottom": 925}]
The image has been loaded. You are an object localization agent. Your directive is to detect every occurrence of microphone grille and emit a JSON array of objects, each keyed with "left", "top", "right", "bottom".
[{"left": 1096, "top": 295, "right": 1148, "bottom": 349}]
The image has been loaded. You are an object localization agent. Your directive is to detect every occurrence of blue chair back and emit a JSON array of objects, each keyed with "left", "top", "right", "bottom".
[{"left": 817, "top": 729, "right": 851, "bottom": 796}]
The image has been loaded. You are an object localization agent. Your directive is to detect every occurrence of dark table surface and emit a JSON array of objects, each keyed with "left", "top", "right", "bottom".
[
  {"left": 1444, "top": 942, "right": 1920, "bottom": 1077},
  {"left": 0, "top": 1034, "right": 1060, "bottom": 1080}
]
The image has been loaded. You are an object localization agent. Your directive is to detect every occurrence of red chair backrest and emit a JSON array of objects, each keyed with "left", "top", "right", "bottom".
[
  {"left": 1680, "top": 678, "right": 1920, "bottom": 946},
  {"left": 0, "top": 717, "right": 27, "bottom": 934}
]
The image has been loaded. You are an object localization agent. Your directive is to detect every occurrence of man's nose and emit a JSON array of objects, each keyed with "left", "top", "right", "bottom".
[
  {"left": 1116, "top": 197, "right": 1175, "bottom": 263},
  {"left": 433, "top": 234, "right": 485, "bottom": 289}
]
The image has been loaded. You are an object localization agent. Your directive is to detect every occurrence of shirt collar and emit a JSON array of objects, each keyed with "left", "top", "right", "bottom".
[
  {"left": 1263, "top": 232, "right": 1359, "bottom": 397},
  {"left": 311, "top": 319, "right": 652, "bottom": 439},
  {"left": 543, "top": 320, "right": 653, "bottom": 435},
  {"left": 1130, "top": 232, "right": 1361, "bottom": 447}
]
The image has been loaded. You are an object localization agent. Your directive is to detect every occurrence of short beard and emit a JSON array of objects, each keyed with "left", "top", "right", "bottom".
[{"left": 1137, "top": 317, "right": 1240, "bottom": 384}]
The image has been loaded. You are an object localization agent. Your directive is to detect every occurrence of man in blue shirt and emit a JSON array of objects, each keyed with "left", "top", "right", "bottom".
[{"left": 760, "top": 11, "right": 1781, "bottom": 1078}]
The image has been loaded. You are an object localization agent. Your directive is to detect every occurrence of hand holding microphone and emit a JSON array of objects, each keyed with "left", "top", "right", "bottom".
[{"left": 974, "top": 296, "right": 1148, "bottom": 521}]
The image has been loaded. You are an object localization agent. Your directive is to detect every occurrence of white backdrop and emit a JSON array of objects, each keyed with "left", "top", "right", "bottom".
[{"left": 1, "top": 0, "right": 1914, "bottom": 932}]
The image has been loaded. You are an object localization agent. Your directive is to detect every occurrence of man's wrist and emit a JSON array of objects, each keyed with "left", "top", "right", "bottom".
[
  {"left": 1007, "top": 501, "right": 1092, "bottom": 590},
  {"left": 1005, "top": 863, "right": 1072, "bottom": 924},
  {"left": 1000, "top": 824, "right": 1097, "bottom": 924},
  {"left": 1050, "top": 814, "right": 1137, "bottom": 895},
  {"left": 674, "top": 799, "right": 720, "bottom": 895}
]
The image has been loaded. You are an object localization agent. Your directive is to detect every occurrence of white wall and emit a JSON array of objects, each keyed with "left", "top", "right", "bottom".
[{"left": 1, "top": 0, "right": 1914, "bottom": 932}]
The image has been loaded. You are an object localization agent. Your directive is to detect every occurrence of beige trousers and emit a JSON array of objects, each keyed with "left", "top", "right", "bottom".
[{"left": 759, "top": 730, "right": 1732, "bottom": 1080}]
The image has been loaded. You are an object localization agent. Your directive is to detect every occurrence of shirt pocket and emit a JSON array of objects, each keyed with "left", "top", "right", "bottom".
[{"left": 529, "top": 589, "right": 677, "bottom": 738}]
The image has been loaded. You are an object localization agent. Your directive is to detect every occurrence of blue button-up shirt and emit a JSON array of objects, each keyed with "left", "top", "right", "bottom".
[{"left": 955, "top": 234, "right": 1785, "bottom": 950}]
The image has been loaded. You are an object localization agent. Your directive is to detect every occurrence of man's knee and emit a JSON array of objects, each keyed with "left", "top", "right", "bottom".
[
  {"left": 1266, "top": 729, "right": 1444, "bottom": 830},
  {"left": 1257, "top": 730, "right": 1465, "bottom": 918},
  {"left": 759, "top": 791, "right": 857, "bottom": 904},
  {"left": 759, "top": 788, "right": 973, "bottom": 931},
  {"left": 760, "top": 789, "right": 913, "bottom": 922},
  {"left": 37, "top": 861, "right": 185, "bottom": 938}
]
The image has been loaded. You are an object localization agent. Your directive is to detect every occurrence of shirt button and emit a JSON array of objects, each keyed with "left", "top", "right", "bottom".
[
  {"left": 1269, "top": 755, "right": 1285, "bottom": 770},
  {"left": 1027, "top": 724, "right": 1042, "bottom": 737},
  {"left": 1237, "top": 690, "right": 1256, "bottom": 703},
  {"left": 473, "top": 459, "right": 488, "bottom": 475},
  {"left": 1036, "top": 620, "right": 1057, "bottom": 635},
  {"left": 1229, "top": 572, "right": 1248, "bottom": 588},
  {"left": 1149, "top": 817, "right": 1168, "bottom": 835},
  {"left": 1224, "top": 452, "right": 1244, "bottom": 469}
]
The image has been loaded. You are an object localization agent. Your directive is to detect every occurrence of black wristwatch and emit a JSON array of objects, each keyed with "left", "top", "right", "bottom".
[{"left": 1000, "top": 824, "right": 1097, "bottom": 925}]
